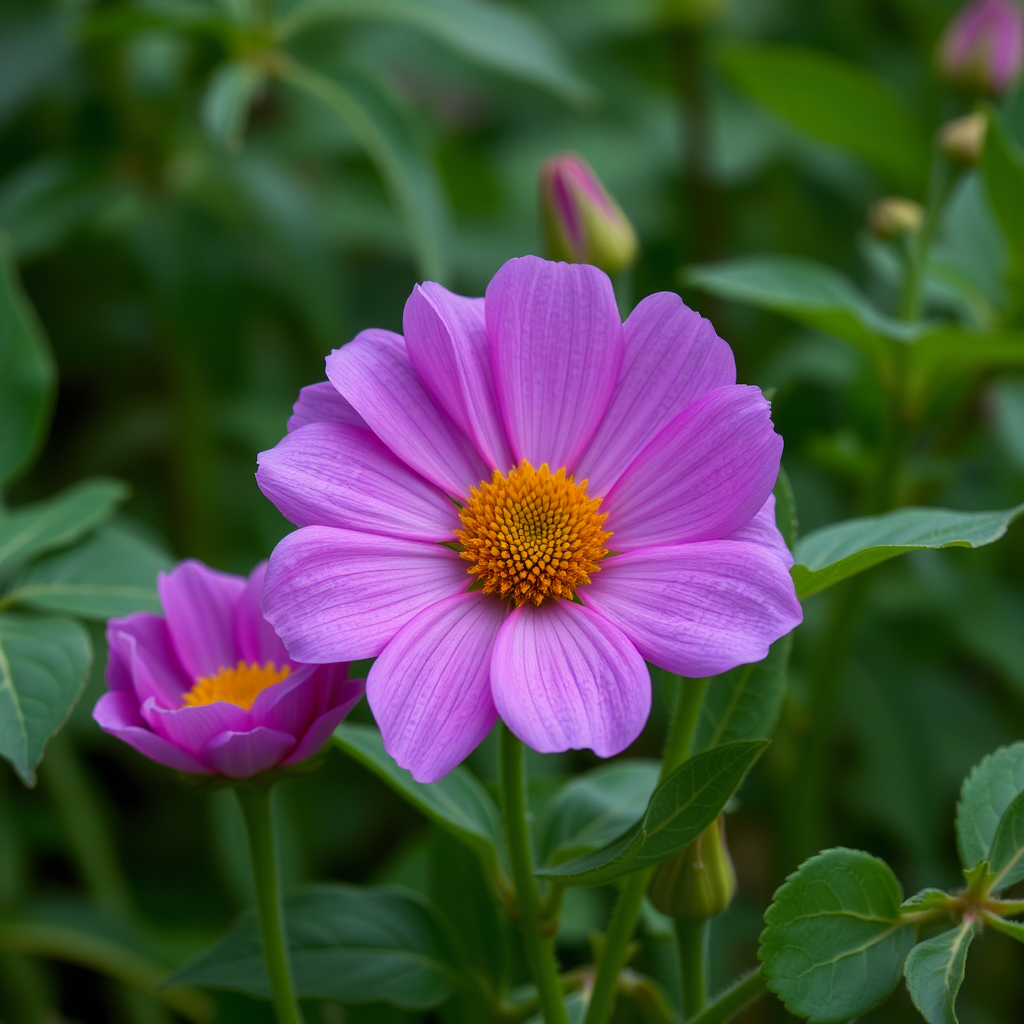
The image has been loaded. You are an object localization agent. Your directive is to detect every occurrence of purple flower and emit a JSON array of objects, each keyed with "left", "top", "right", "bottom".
[
  {"left": 939, "top": 0, "right": 1024, "bottom": 94},
  {"left": 258, "top": 256, "right": 802, "bottom": 783},
  {"left": 93, "top": 560, "right": 363, "bottom": 778}
]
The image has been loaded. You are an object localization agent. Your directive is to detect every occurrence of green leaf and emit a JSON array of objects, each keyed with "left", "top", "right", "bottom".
[
  {"left": 2, "top": 526, "right": 171, "bottom": 620},
  {"left": 537, "top": 759, "right": 660, "bottom": 867},
  {"left": 982, "top": 110, "right": 1024, "bottom": 275},
  {"left": 759, "top": 848, "right": 916, "bottom": 1024},
  {"left": 333, "top": 723, "right": 503, "bottom": 878},
  {"left": 791, "top": 504, "right": 1024, "bottom": 599},
  {"left": 536, "top": 740, "right": 766, "bottom": 887},
  {"left": 274, "top": 59, "right": 449, "bottom": 280},
  {"left": 201, "top": 62, "right": 266, "bottom": 153},
  {"left": 988, "top": 789, "right": 1024, "bottom": 893},
  {"left": 715, "top": 44, "right": 929, "bottom": 186},
  {"left": 0, "top": 236, "right": 55, "bottom": 490},
  {"left": 0, "top": 478, "right": 128, "bottom": 574},
  {"left": 986, "top": 914, "right": 1024, "bottom": 943},
  {"left": 695, "top": 635, "right": 791, "bottom": 753},
  {"left": 955, "top": 742, "right": 1024, "bottom": 871},
  {"left": 904, "top": 921, "right": 976, "bottom": 1024},
  {"left": 774, "top": 467, "right": 798, "bottom": 550},
  {"left": 0, "top": 613, "right": 90, "bottom": 786},
  {"left": 275, "top": 0, "right": 593, "bottom": 106},
  {"left": 169, "top": 884, "right": 453, "bottom": 1009}
]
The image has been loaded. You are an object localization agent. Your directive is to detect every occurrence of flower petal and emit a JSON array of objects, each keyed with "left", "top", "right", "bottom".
[
  {"left": 287, "top": 381, "right": 367, "bottom": 433},
  {"left": 603, "top": 385, "right": 782, "bottom": 550},
  {"left": 486, "top": 256, "right": 624, "bottom": 472},
  {"left": 727, "top": 494, "right": 794, "bottom": 568},
  {"left": 575, "top": 292, "right": 736, "bottom": 496},
  {"left": 141, "top": 698, "right": 250, "bottom": 757},
  {"left": 262, "top": 526, "right": 469, "bottom": 663},
  {"left": 326, "top": 328, "right": 488, "bottom": 499},
  {"left": 368, "top": 593, "right": 507, "bottom": 783},
  {"left": 490, "top": 600, "right": 649, "bottom": 758},
  {"left": 157, "top": 560, "right": 246, "bottom": 680},
  {"left": 234, "top": 562, "right": 292, "bottom": 667},
  {"left": 404, "top": 283, "right": 513, "bottom": 471},
  {"left": 282, "top": 673, "right": 365, "bottom": 766},
  {"left": 106, "top": 612, "right": 191, "bottom": 707},
  {"left": 580, "top": 541, "right": 803, "bottom": 677},
  {"left": 93, "top": 692, "right": 211, "bottom": 773},
  {"left": 257, "top": 422, "right": 460, "bottom": 542},
  {"left": 201, "top": 727, "right": 296, "bottom": 778}
]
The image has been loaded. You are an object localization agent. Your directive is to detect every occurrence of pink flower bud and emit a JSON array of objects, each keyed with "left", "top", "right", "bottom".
[{"left": 939, "top": 0, "right": 1024, "bottom": 95}]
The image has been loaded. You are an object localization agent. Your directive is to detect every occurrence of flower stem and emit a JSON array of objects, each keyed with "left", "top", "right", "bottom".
[
  {"left": 499, "top": 726, "right": 569, "bottom": 1024},
  {"left": 661, "top": 676, "right": 709, "bottom": 782},
  {"left": 685, "top": 968, "right": 767, "bottom": 1024},
  {"left": 234, "top": 785, "right": 303, "bottom": 1024},
  {"left": 676, "top": 919, "right": 709, "bottom": 1018}
]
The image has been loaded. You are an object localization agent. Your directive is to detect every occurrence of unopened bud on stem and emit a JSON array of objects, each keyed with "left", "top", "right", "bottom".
[
  {"left": 647, "top": 814, "right": 736, "bottom": 920},
  {"left": 868, "top": 196, "right": 925, "bottom": 240},
  {"left": 940, "top": 111, "right": 989, "bottom": 164}
]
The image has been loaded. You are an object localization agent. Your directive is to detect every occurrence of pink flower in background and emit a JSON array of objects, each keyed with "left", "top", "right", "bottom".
[
  {"left": 258, "top": 256, "right": 802, "bottom": 783},
  {"left": 939, "top": 0, "right": 1024, "bottom": 94},
  {"left": 94, "top": 560, "right": 363, "bottom": 778}
]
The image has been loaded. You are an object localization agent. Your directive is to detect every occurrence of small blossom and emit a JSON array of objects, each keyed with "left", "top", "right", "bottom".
[
  {"left": 868, "top": 197, "right": 925, "bottom": 239},
  {"left": 939, "top": 0, "right": 1024, "bottom": 95}
]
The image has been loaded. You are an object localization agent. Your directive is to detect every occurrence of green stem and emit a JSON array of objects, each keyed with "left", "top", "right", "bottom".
[
  {"left": 235, "top": 785, "right": 303, "bottom": 1024},
  {"left": 676, "top": 919, "right": 709, "bottom": 1018},
  {"left": 685, "top": 969, "right": 767, "bottom": 1024},
  {"left": 661, "top": 677, "right": 709, "bottom": 782},
  {"left": 499, "top": 727, "right": 569, "bottom": 1024},
  {"left": 899, "top": 156, "right": 955, "bottom": 323}
]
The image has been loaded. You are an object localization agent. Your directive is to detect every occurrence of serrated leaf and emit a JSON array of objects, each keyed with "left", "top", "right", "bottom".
[
  {"left": 982, "top": 109, "right": 1024, "bottom": 275},
  {"left": 791, "top": 504, "right": 1024, "bottom": 598},
  {"left": 904, "top": 921, "right": 975, "bottom": 1024},
  {"left": 988, "top": 789, "right": 1024, "bottom": 893},
  {"left": 537, "top": 740, "right": 766, "bottom": 887},
  {"left": 955, "top": 741, "right": 1024, "bottom": 871},
  {"left": 169, "top": 884, "right": 453, "bottom": 1008},
  {"left": 3, "top": 526, "right": 170, "bottom": 620},
  {"left": 201, "top": 62, "right": 266, "bottom": 152},
  {"left": 0, "top": 613, "right": 90, "bottom": 786},
  {"left": 760, "top": 848, "right": 916, "bottom": 1024}
]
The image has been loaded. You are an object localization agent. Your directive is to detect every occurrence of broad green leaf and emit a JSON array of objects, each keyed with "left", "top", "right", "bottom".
[
  {"left": 695, "top": 635, "right": 791, "bottom": 753},
  {"left": 536, "top": 740, "right": 766, "bottom": 887},
  {"left": 169, "top": 884, "right": 453, "bottom": 1009},
  {"left": 982, "top": 110, "right": 1024, "bottom": 274},
  {"left": 955, "top": 742, "right": 1024, "bottom": 870},
  {"left": 988, "top": 789, "right": 1024, "bottom": 893},
  {"left": 275, "top": 60, "right": 448, "bottom": 280},
  {"left": 537, "top": 760, "right": 660, "bottom": 867},
  {"left": 334, "top": 723, "right": 503, "bottom": 877},
  {"left": 201, "top": 62, "right": 266, "bottom": 152},
  {"left": 904, "top": 921, "right": 975, "bottom": 1024},
  {"left": 0, "top": 613, "right": 90, "bottom": 786},
  {"left": 760, "top": 848, "right": 916, "bottom": 1023},
  {"left": 0, "top": 237, "right": 55, "bottom": 490},
  {"left": 791, "top": 504, "right": 1024, "bottom": 599},
  {"left": 715, "top": 44, "right": 929, "bottom": 186},
  {"left": 274, "top": 0, "right": 593, "bottom": 106},
  {"left": 3, "top": 526, "right": 171, "bottom": 620},
  {"left": 0, "top": 478, "right": 128, "bottom": 574}
]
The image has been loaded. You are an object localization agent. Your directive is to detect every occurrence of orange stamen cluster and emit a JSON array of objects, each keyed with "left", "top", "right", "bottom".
[
  {"left": 456, "top": 460, "right": 611, "bottom": 606},
  {"left": 182, "top": 661, "right": 290, "bottom": 710}
]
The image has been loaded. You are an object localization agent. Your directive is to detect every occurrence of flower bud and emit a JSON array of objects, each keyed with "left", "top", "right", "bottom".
[
  {"left": 939, "top": 111, "right": 989, "bottom": 164},
  {"left": 867, "top": 197, "right": 925, "bottom": 240},
  {"left": 938, "top": 0, "right": 1024, "bottom": 95},
  {"left": 647, "top": 815, "right": 736, "bottom": 920},
  {"left": 540, "top": 153, "right": 638, "bottom": 275}
]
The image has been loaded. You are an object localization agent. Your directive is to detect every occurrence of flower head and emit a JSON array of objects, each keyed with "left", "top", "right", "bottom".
[
  {"left": 258, "top": 256, "right": 802, "bottom": 783},
  {"left": 939, "top": 0, "right": 1024, "bottom": 95},
  {"left": 93, "top": 560, "right": 363, "bottom": 778}
]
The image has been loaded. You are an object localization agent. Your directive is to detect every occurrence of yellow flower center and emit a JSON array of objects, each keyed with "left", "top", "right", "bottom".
[
  {"left": 182, "top": 661, "right": 291, "bottom": 710},
  {"left": 456, "top": 460, "right": 611, "bottom": 607}
]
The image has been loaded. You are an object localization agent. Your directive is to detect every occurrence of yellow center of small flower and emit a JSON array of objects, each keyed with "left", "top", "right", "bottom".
[
  {"left": 456, "top": 460, "right": 611, "bottom": 607},
  {"left": 182, "top": 661, "right": 291, "bottom": 710}
]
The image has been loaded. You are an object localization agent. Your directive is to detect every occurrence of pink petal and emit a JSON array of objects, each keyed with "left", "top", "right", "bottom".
[
  {"left": 157, "top": 560, "right": 246, "bottom": 680},
  {"left": 249, "top": 666, "right": 322, "bottom": 735},
  {"left": 490, "top": 600, "right": 650, "bottom": 758},
  {"left": 234, "top": 562, "right": 292, "bottom": 667},
  {"left": 93, "top": 692, "right": 211, "bottom": 773},
  {"left": 106, "top": 613, "right": 191, "bottom": 707},
  {"left": 404, "top": 283, "right": 513, "bottom": 471},
  {"left": 603, "top": 385, "right": 782, "bottom": 551},
  {"left": 326, "top": 328, "right": 488, "bottom": 500},
  {"left": 575, "top": 292, "right": 736, "bottom": 496},
  {"left": 580, "top": 541, "right": 803, "bottom": 677},
  {"left": 727, "top": 494, "right": 794, "bottom": 568},
  {"left": 486, "top": 256, "right": 624, "bottom": 472},
  {"left": 282, "top": 678, "right": 366, "bottom": 765},
  {"left": 287, "top": 381, "right": 367, "bottom": 433},
  {"left": 200, "top": 727, "right": 296, "bottom": 778},
  {"left": 257, "top": 422, "right": 460, "bottom": 542},
  {"left": 141, "top": 698, "right": 250, "bottom": 757},
  {"left": 262, "top": 526, "right": 470, "bottom": 663},
  {"left": 368, "top": 593, "right": 507, "bottom": 783}
]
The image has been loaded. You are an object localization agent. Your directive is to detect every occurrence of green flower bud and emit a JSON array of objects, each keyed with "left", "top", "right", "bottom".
[
  {"left": 647, "top": 815, "right": 736, "bottom": 920},
  {"left": 939, "top": 111, "right": 989, "bottom": 164},
  {"left": 867, "top": 196, "right": 925, "bottom": 240},
  {"left": 540, "top": 153, "right": 638, "bottom": 275}
]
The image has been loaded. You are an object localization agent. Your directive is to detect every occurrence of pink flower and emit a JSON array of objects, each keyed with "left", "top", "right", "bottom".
[
  {"left": 258, "top": 256, "right": 802, "bottom": 783},
  {"left": 939, "top": 0, "right": 1024, "bottom": 94},
  {"left": 93, "top": 560, "right": 363, "bottom": 778}
]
